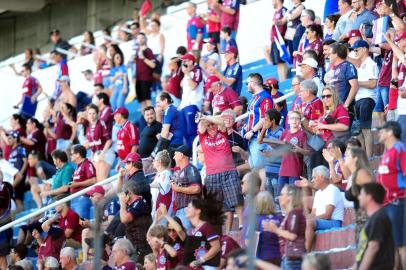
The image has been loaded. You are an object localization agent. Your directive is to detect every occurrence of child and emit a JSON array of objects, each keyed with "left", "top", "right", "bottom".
[
  {"left": 144, "top": 253, "right": 157, "bottom": 270},
  {"left": 148, "top": 225, "right": 177, "bottom": 270}
]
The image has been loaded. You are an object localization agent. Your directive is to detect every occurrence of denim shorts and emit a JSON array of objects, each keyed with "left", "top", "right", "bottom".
[
  {"left": 383, "top": 198, "right": 406, "bottom": 246},
  {"left": 316, "top": 219, "right": 342, "bottom": 230},
  {"left": 373, "top": 86, "right": 389, "bottom": 112}
]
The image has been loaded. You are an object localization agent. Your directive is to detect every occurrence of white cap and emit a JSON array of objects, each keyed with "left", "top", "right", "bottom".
[
  {"left": 44, "top": 256, "right": 59, "bottom": 268},
  {"left": 299, "top": 58, "right": 319, "bottom": 69}
]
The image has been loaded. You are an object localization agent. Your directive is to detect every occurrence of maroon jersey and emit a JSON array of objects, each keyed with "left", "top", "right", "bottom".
[
  {"left": 114, "top": 261, "right": 136, "bottom": 270},
  {"left": 306, "top": 38, "right": 324, "bottom": 66},
  {"left": 99, "top": 105, "right": 113, "bottom": 132},
  {"left": 212, "top": 87, "right": 241, "bottom": 113},
  {"left": 220, "top": 235, "right": 240, "bottom": 259},
  {"left": 135, "top": 47, "right": 155, "bottom": 82},
  {"left": 25, "top": 129, "right": 46, "bottom": 154},
  {"left": 279, "top": 129, "right": 308, "bottom": 177},
  {"left": 86, "top": 120, "right": 111, "bottom": 152},
  {"left": 168, "top": 67, "right": 184, "bottom": 99},
  {"left": 22, "top": 76, "right": 40, "bottom": 97},
  {"left": 156, "top": 249, "right": 171, "bottom": 270},
  {"left": 301, "top": 97, "right": 323, "bottom": 121},
  {"left": 55, "top": 113, "right": 72, "bottom": 140},
  {"left": 59, "top": 209, "right": 83, "bottom": 242},
  {"left": 38, "top": 226, "right": 66, "bottom": 261},
  {"left": 117, "top": 121, "right": 139, "bottom": 160},
  {"left": 378, "top": 50, "right": 393, "bottom": 87},
  {"left": 270, "top": 7, "right": 288, "bottom": 42},
  {"left": 71, "top": 159, "right": 96, "bottom": 194}
]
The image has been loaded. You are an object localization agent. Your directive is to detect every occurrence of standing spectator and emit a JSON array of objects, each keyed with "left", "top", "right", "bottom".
[
  {"left": 333, "top": 0, "right": 354, "bottom": 40},
  {"left": 280, "top": 0, "right": 305, "bottom": 54},
  {"left": 56, "top": 76, "right": 77, "bottom": 108},
  {"left": 150, "top": 150, "right": 172, "bottom": 216},
  {"left": 49, "top": 103, "right": 76, "bottom": 152},
  {"left": 50, "top": 50, "right": 69, "bottom": 100},
  {"left": 263, "top": 185, "right": 306, "bottom": 269},
  {"left": 293, "top": 9, "right": 315, "bottom": 70},
  {"left": 49, "top": 29, "right": 72, "bottom": 60},
  {"left": 95, "top": 92, "right": 113, "bottom": 133},
  {"left": 139, "top": 106, "right": 162, "bottom": 158},
  {"left": 69, "top": 144, "right": 96, "bottom": 219},
  {"left": 264, "top": 78, "right": 287, "bottom": 127},
  {"left": 245, "top": 73, "right": 274, "bottom": 170},
  {"left": 200, "top": 38, "right": 220, "bottom": 79},
  {"left": 205, "top": 75, "right": 242, "bottom": 115},
  {"left": 186, "top": 2, "right": 205, "bottom": 51},
  {"left": 356, "top": 183, "right": 395, "bottom": 270},
  {"left": 198, "top": 115, "right": 243, "bottom": 232},
  {"left": 329, "top": 42, "right": 359, "bottom": 116},
  {"left": 136, "top": 33, "right": 156, "bottom": 111},
  {"left": 220, "top": 27, "right": 238, "bottom": 54},
  {"left": 264, "top": 0, "right": 288, "bottom": 80},
  {"left": 207, "top": 0, "right": 221, "bottom": 45},
  {"left": 323, "top": 14, "right": 340, "bottom": 40},
  {"left": 219, "top": 0, "right": 240, "bottom": 51},
  {"left": 112, "top": 238, "right": 137, "bottom": 270},
  {"left": 375, "top": 48, "right": 394, "bottom": 126},
  {"left": 110, "top": 52, "right": 129, "bottom": 111},
  {"left": 305, "top": 166, "right": 344, "bottom": 251},
  {"left": 79, "top": 30, "right": 95, "bottom": 56},
  {"left": 21, "top": 117, "right": 46, "bottom": 155},
  {"left": 59, "top": 247, "right": 81, "bottom": 270},
  {"left": 147, "top": 19, "right": 165, "bottom": 87},
  {"left": 171, "top": 145, "right": 202, "bottom": 230},
  {"left": 352, "top": 40, "right": 378, "bottom": 157},
  {"left": 166, "top": 57, "right": 184, "bottom": 106},
  {"left": 304, "top": 24, "right": 324, "bottom": 67},
  {"left": 118, "top": 180, "right": 152, "bottom": 263},
  {"left": 350, "top": 0, "right": 376, "bottom": 38},
  {"left": 299, "top": 58, "right": 324, "bottom": 97},
  {"left": 114, "top": 107, "right": 139, "bottom": 164},
  {"left": 210, "top": 46, "right": 242, "bottom": 95},
  {"left": 376, "top": 121, "right": 406, "bottom": 268}
]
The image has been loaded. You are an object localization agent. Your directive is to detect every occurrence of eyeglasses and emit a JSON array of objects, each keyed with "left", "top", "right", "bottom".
[
  {"left": 289, "top": 116, "right": 301, "bottom": 120},
  {"left": 322, "top": 94, "right": 332, "bottom": 99}
]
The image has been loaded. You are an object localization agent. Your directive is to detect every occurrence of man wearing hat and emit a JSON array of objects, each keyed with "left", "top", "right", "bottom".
[
  {"left": 114, "top": 107, "right": 139, "bottom": 167},
  {"left": 205, "top": 75, "right": 242, "bottom": 115},
  {"left": 352, "top": 39, "right": 378, "bottom": 157},
  {"left": 377, "top": 121, "right": 406, "bottom": 268},
  {"left": 171, "top": 144, "right": 202, "bottom": 230},
  {"left": 347, "top": 29, "right": 362, "bottom": 46},
  {"left": 209, "top": 45, "right": 242, "bottom": 95},
  {"left": 299, "top": 57, "right": 324, "bottom": 97}
]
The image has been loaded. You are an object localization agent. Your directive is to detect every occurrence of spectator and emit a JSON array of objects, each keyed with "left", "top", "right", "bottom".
[
  {"left": 333, "top": 0, "right": 353, "bottom": 40},
  {"left": 76, "top": 69, "right": 94, "bottom": 112},
  {"left": 186, "top": 2, "right": 205, "bottom": 51},
  {"left": 0, "top": 148, "right": 18, "bottom": 186},
  {"left": 70, "top": 144, "right": 96, "bottom": 219},
  {"left": 49, "top": 29, "right": 73, "bottom": 60},
  {"left": 198, "top": 115, "right": 243, "bottom": 232},
  {"left": 9, "top": 48, "right": 34, "bottom": 75},
  {"left": 293, "top": 9, "right": 315, "bottom": 69},
  {"left": 50, "top": 50, "right": 69, "bottom": 100},
  {"left": 289, "top": 75, "right": 305, "bottom": 112},
  {"left": 219, "top": 0, "right": 240, "bottom": 49},
  {"left": 110, "top": 51, "right": 129, "bottom": 111},
  {"left": 114, "top": 107, "right": 139, "bottom": 165},
  {"left": 263, "top": 185, "right": 306, "bottom": 269},
  {"left": 48, "top": 103, "right": 77, "bottom": 152},
  {"left": 56, "top": 76, "right": 77, "bottom": 108},
  {"left": 376, "top": 121, "right": 406, "bottom": 268},
  {"left": 200, "top": 38, "right": 220, "bottom": 79},
  {"left": 220, "top": 26, "right": 238, "bottom": 54},
  {"left": 112, "top": 238, "right": 137, "bottom": 269},
  {"left": 119, "top": 180, "right": 152, "bottom": 263},
  {"left": 144, "top": 254, "right": 156, "bottom": 270},
  {"left": 95, "top": 92, "right": 114, "bottom": 133},
  {"left": 139, "top": 106, "right": 162, "bottom": 158},
  {"left": 304, "top": 24, "right": 324, "bottom": 67},
  {"left": 79, "top": 30, "right": 95, "bottom": 56},
  {"left": 352, "top": 40, "right": 378, "bottom": 157},
  {"left": 210, "top": 46, "right": 242, "bottom": 95},
  {"left": 135, "top": 32, "right": 156, "bottom": 111},
  {"left": 21, "top": 117, "right": 46, "bottom": 155},
  {"left": 10, "top": 244, "right": 33, "bottom": 270},
  {"left": 323, "top": 14, "right": 340, "bottom": 40},
  {"left": 166, "top": 57, "right": 183, "bottom": 106},
  {"left": 350, "top": 0, "right": 376, "bottom": 38},
  {"left": 280, "top": 0, "right": 305, "bottom": 54},
  {"left": 147, "top": 19, "right": 165, "bottom": 86},
  {"left": 171, "top": 145, "right": 202, "bottom": 230},
  {"left": 0, "top": 114, "right": 26, "bottom": 160},
  {"left": 59, "top": 247, "right": 82, "bottom": 270},
  {"left": 264, "top": 78, "right": 288, "bottom": 127},
  {"left": 222, "top": 109, "right": 247, "bottom": 168},
  {"left": 298, "top": 58, "right": 324, "bottom": 97},
  {"left": 205, "top": 75, "right": 242, "bottom": 115},
  {"left": 150, "top": 150, "right": 172, "bottom": 216},
  {"left": 305, "top": 165, "right": 344, "bottom": 251},
  {"left": 206, "top": 0, "right": 221, "bottom": 45},
  {"left": 147, "top": 225, "right": 175, "bottom": 270},
  {"left": 43, "top": 256, "right": 59, "bottom": 270},
  {"left": 356, "top": 183, "right": 395, "bottom": 269}
]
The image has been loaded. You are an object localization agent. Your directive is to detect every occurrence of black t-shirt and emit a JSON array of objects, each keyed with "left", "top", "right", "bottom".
[
  {"left": 356, "top": 208, "right": 395, "bottom": 270},
  {"left": 138, "top": 121, "right": 162, "bottom": 158},
  {"left": 228, "top": 130, "right": 247, "bottom": 166}
]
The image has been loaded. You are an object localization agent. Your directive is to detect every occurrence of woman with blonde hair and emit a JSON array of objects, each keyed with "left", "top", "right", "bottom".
[
  {"left": 263, "top": 185, "right": 306, "bottom": 270},
  {"left": 314, "top": 85, "right": 350, "bottom": 144}
]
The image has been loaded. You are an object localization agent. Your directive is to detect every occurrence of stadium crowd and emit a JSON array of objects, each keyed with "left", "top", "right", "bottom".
[{"left": 0, "top": 0, "right": 406, "bottom": 269}]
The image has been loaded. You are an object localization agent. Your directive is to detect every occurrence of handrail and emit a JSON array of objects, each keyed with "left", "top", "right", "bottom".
[{"left": 0, "top": 174, "right": 119, "bottom": 232}]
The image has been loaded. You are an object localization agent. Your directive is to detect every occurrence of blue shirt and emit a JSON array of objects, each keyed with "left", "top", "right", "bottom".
[
  {"left": 265, "top": 125, "right": 285, "bottom": 174},
  {"left": 330, "top": 61, "right": 358, "bottom": 104},
  {"left": 110, "top": 64, "right": 128, "bottom": 87},
  {"left": 224, "top": 62, "right": 242, "bottom": 95},
  {"left": 163, "top": 105, "right": 185, "bottom": 146},
  {"left": 352, "top": 9, "right": 376, "bottom": 38}
]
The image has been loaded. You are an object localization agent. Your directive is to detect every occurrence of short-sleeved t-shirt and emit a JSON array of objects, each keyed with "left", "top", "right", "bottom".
[
  {"left": 377, "top": 141, "right": 406, "bottom": 204},
  {"left": 99, "top": 106, "right": 113, "bottom": 132},
  {"left": 356, "top": 57, "right": 378, "bottom": 101},
  {"left": 71, "top": 159, "right": 96, "bottom": 194},
  {"left": 224, "top": 62, "right": 242, "bottom": 95},
  {"left": 8, "top": 145, "right": 27, "bottom": 170},
  {"left": 173, "top": 164, "right": 202, "bottom": 210},
  {"left": 187, "top": 15, "right": 206, "bottom": 50},
  {"left": 378, "top": 50, "right": 393, "bottom": 87},
  {"left": 117, "top": 120, "right": 139, "bottom": 160},
  {"left": 86, "top": 120, "right": 111, "bottom": 153},
  {"left": 125, "top": 197, "right": 152, "bottom": 246},
  {"left": 247, "top": 90, "right": 274, "bottom": 134},
  {"left": 168, "top": 67, "right": 184, "bottom": 99},
  {"left": 318, "top": 104, "right": 350, "bottom": 143},
  {"left": 114, "top": 261, "right": 136, "bottom": 270},
  {"left": 306, "top": 38, "right": 324, "bottom": 65},
  {"left": 212, "top": 87, "right": 241, "bottom": 113},
  {"left": 302, "top": 97, "right": 324, "bottom": 121},
  {"left": 313, "top": 184, "right": 344, "bottom": 221},
  {"left": 220, "top": 0, "right": 240, "bottom": 31},
  {"left": 199, "top": 130, "right": 236, "bottom": 175},
  {"left": 279, "top": 129, "right": 307, "bottom": 177},
  {"left": 279, "top": 208, "right": 306, "bottom": 257},
  {"left": 139, "top": 121, "right": 162, "bottom": 158},
  {"left": 187, "top": 222, "right": 220, "bottom": 264},
  {"left": 59, "top": 208, "right": 83, "bottom": 242},
  {"left": 156, "top": 250, "right": 171, "bottom": 270},
  {"left": 356, "top": 208, "right": 395, "bottom": 269},
  {"left": 207, "top": 7, "right": 221, "bottom": 33},
  {"left": 330, "top": 61, "right": 358, "bottom": 104},
  {"left": 220, "top": 235, "right": 240, "bottom": 259},
  {"left": 136, "top": 47, "right": 155, "bottom": 81},
  {"left": 22, "top": 76, "right": 40, "bottom": 97},
  {"left": 270, "top": 7, "right": 288, "bottom": 42},
  {"left": 26, "top": 129, "right": 47, "bottom": 154},
  {"left": 163, "top": 105, "right": 185, "bottom": 146},
  {"left": 52, "top": 162, "right": 74, "bottom": 190},
  {"left": 38, "top": 226, "right": 65, "bottom": 260}
]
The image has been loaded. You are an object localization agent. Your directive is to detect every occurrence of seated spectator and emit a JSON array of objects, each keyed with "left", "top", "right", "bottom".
[
  {"left": 205, "top": 75, "right": 242, "bottom": 115},
  {"left": 200, "top": 38, "right": 220, "bottom": 78},
  {"left": 112, "top": 238, "right": 137, "bottom": 270},
  {"left": 305, "top": 165, "right": 344, "bottom": 251},
  {"left": 143, "top": 253, "right": 156, "bottom": 270},
  {"left": 150, "top": 150, "right": 172, "bottom": 216},
  {"left": 59, "top": 247, "right": 81, "bottom": 270},
  {"left": 138, "top": 106, "right": 162, "bottom": 158},
  {"left": 43, "top": 256, "right": 60, "bottom": 270},
  {"left": 323, "top": 14, "right": 340, "bottom": 40},
  {"left": 0, "top": 114, "right": 26, "bottom": 160},
  {"left": 79, "top": 31, "right": 95, "bottom": 56},
  {"left": 10, "top": 244, "right": 34, "bottom": 270}
]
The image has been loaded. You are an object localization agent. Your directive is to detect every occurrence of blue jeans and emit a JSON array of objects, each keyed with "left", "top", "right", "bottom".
[
  {"left": 71, "top": 195, "right": 92, "bottom": 219},
  {"left": 175, "top": 207, "right": 192, "bottom": 231},
  {"left": 277, "top": 176, "right": 298, "bottom": 197},
  {"left": 398, "top": 115, "right": 406, "bottom": 144},
  {"left": 281, "top": 257, "right": 302, "bottom": 270},
  {"left": 383, "top": 198, "right": 406, "bottom": 246},
  {"left": 110, "top": 84, "right": 128, "bottom": 111},
  {"left": 315, "top": 219, "right": 342, "bottom": 230}
]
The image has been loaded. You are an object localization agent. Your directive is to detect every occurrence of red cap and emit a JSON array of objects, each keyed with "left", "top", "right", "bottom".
[
  {"left": 181, "top": 53, "right": 196, "bottom": 63},
  {"left": 113, "top": 107, "right": 129, "bottom": 118},
  {"left": 86, "top": 185, "right": 105, "bottom": 196},
  {"left": 224, "top": 45, "right": 238, "bottom": 56},
  {"left": 265, "top": 77, "right": 278, "bottom": 86},
  {"left": 124, "top": 152, "right": 141, "bottom": 163},
  {"left": 395, "top": 31, "right": 406, "bottom": 42},
  {"left": 348, "top": 29, "right": 361, "bottom": 38},
  {"left": 204, "top": 75, "right": 221, "bottom": 89},
  {"left": 203, "top": 38, "right": 216, "bottom": 45}
]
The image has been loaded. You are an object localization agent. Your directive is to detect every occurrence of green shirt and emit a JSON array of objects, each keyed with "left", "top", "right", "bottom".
[{"left": 52, "top": 163, "right": 74, "bottom": 190}]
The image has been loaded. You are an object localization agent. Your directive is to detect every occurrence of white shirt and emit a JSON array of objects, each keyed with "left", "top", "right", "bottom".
[
  {"left": 313, "top": 184, "right": 344, "bottom": 221},
  {"left": 150, "top": 169, "right": 172, "bottom": 217},
  {"left": 356, "top": 56, "right": 378, "bottom": 101},
  {"left": 147, "top": 32, "right": 164, "bottom": 55},
  {"left": 398, "top": 80, "right": 406, "bottom": 115},
  {"left": 179, "top": 70, "right": 204, "bottom": 110},
  {"left": 0, "top": 159, "right": 18, "bottom": 184}
]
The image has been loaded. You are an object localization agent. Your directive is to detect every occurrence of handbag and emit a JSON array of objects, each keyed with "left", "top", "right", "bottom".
[
  {"left": 306, "top": 132, "right": 325, "bottom": 152},
  {"left": 284, "top": 27, "right": 296, "bottom": 40},
  {"left": 285, "top": 238, "right": 306, "bottom": 259}
]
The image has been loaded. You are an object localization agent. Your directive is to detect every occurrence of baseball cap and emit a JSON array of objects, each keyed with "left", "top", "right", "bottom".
[
  {"left": 224, "top": 45, "right": 238, "bottom": 56},
  {"left": 86, "top": 185, "right": 105, "bottom": 196},
  {"left": 395, "top": 31, "right": 406, "bottom": 42},
  {"left": 44, "top": 256, "right": 60, "bottom": 268},
  {"left": 204, "top": 75, "right": 221, "bottom": 89},
  {"left": 348, "top": 29, "right": 361, "bottom": 38},
  {"left": 298, "top": 58, "right": 318, "bottom": 69},
  {"left": 113, "top": 107, "right": 129, "bottom": 118},
  {"left": 203, "top": 38, "right": 216, "bottom": 45},
  {"left": 265, "top": 77, "right": 278, "bottom": 86},
  {"left": 174, "top": 145, "right": 191, "bottom": 157},
  {"left": 181, "top": 53, "right": 196, "bottom": 63},
  {"left": 124, "top": 152, "right": 141, "bottom": 163},
  {"left": 49, "top": 29, "right": 60, "bottom": 35},
  {"left": 351, "top": 40, "right": 370, "bottom": 50},
  {"left": 377, "top": 121, "right": 401, "bottom": 138},
  {"left": 82, "top": 69, "right": 93, "bottom": 74},
  {"left": 57, "top": 75, "right": 70, "bottom": 82},
  {"left": 8, "top": 131, "right": 20, "bottom": 139}
]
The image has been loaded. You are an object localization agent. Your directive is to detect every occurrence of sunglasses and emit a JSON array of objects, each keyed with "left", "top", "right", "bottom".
[
  {"left": 322, "top": 94, "right": 332, "bottom": 99},
  {"left": 168, "top": 228, "right": 176, "bottom": 232}
]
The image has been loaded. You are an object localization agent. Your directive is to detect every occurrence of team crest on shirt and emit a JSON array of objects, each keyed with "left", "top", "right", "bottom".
[
  {"left": 195, "top": 231, "right": 203, "bottom": 237},
  {"left": 159, "top": 255, "right": 166, "bottom": 264},
  {"left": 290, "top": 137, "right": 298, "bottom": 145},
  {"left": 194, "top": 245, "right": 207, "bottom": 260}
]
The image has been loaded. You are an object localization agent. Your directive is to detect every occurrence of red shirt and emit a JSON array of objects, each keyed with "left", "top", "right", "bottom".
[
  {"left": 306, "top": 38, "right": 324, "bottom": 66},
  {"left": 135, "top": 47, "right": 155, "bottom": 81},
  {"left": 86, "top": 120, "right": 111, "bottom": 152},
  {"left": 207, "top": 7, "right": 221, "bottom": 33},
  {"left": 117, "top": 120, "right": 139, "bottom": 160},
  {"left": 59, "top": 209, "right": 83, "bottom": 242},
  {"left": 270, "top": 7, "right": 287, "bottom": 42},
  {"left": 99, "top": 106, "right": 113, "bottom": 132},
  {"left": 302, "top": 97, "right": 323, "bottom": 121},
  {"left": 377, "top": 141, "right": 406, "bottom": 205},
  {"left": 114, "top": 261, "right": 136, "bottom": 270},
  {"left": 71, "top": 159, "right": 96, "bottom": 194},
  {"left": 279, "top": 129, "right": 307, "bottom": 177},
  {"left": 279, "top": 208, "right": 306, "bottom": 257},
  {"left": 168, "top": 67, "right": 184, "bottom": 99},
  {"left": 212, "top": 87, "right": 241, "bottom": 113},
  {"left": 38, "top": 227, "right": 66, "bottom": 260},
  {"left": 378, "top": 50, "right": 393, "bottom": 87},
  {"left": 198, "top": 130, "right": 235, "bottom": 175},
  {"left": 220, "top": 0, "right": 240, "bottom": 31},
  {"left": 22, "top": 76, "right": 40, "bottom": 97},
  {"left": 318, "top": 104, "right": 350, "bottom": 143},
  {"left": 25, "top": 129, "right": 46, "bottom": 154},
  {"left": 220, "top": 235, "right": 240, "bottom": 259},
  {"left": 55, "top": 113, "right": 72, "bottom": 140},
  {"left": 156, "top": 250, "right": 171, "bottom": 270}
]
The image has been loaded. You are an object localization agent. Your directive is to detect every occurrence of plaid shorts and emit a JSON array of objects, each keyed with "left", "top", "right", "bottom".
[{"left": 205, "top": 170, "right": 243, "bottom": 211}]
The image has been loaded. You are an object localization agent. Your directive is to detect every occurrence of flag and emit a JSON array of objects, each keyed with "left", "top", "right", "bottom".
[
  {"left": 274, "top": 26, "right": 292, "bottom": 65},
  {"left": 140, "top": 0, "right": 152, "bottom": 17},
  {"left": 372, "top": 16, "right": 389, "bottom": 45}
]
